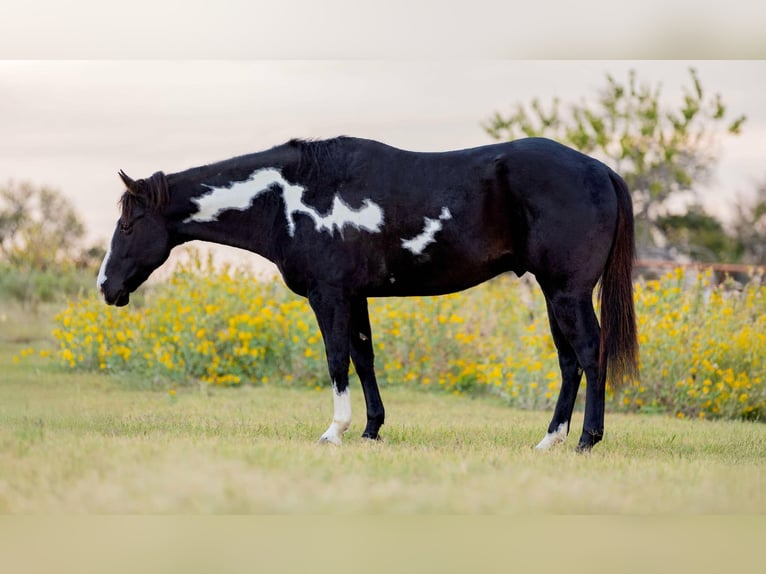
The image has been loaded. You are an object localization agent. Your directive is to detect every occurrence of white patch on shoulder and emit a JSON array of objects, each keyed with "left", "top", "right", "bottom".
[
  {"left": 401, "top": 207, "right": 452, "bottom": 255},
  {"left": 281, "top": 185, "right": 383, "bottom": 236},
  {"left": 319, "top": 383, "right": 352, "bottom": 445},
  {"left": 535, "top": 422, "right": 569, "bottom": 451},
  {"left": 185, "top": 167, "right": 384, "bottom": 237},
  {"left": 97, "top": 243, "right": 111, "bottom": 290}
]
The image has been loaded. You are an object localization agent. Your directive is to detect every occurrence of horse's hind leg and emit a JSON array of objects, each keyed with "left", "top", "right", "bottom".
[
  {"left": 535, "top": 297, "right": 584, "bottom": 450},
  {"left": 349, "top": 297, "right": 385, "bottom": 439},
  {"left": 540, "top": 288, "right": 604, "bottom": 452}
]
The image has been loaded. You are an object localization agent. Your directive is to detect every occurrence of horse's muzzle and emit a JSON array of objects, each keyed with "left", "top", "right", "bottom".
[{"left": 103, "top": 287, "right": 130, "bottom": 307}]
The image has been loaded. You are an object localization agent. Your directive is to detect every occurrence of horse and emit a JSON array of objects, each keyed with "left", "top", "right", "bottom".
[{"left": 98, "top": 136, "right": 638, "bottom": 451}]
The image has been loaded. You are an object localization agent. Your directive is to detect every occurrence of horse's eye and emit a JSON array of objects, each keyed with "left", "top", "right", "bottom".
[{"left": 119, "top": 222, "right": 133, "bottom": 234}]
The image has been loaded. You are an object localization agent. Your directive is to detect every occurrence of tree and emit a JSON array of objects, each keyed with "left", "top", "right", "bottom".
[
  {"left": 730, "top": 181, "right": 766, "bottom": 265},
  {"left": 483, "top": 68, "right": 746, "bottom": 257},
  {"left": 0, "top": 180, "right": 86, "bottom": 269},
  {"left": 0, "top": 181, "right": 102, "bottom": 306},
  {"left": 655, "top": 204, "right": 742, "bottom": 263}
]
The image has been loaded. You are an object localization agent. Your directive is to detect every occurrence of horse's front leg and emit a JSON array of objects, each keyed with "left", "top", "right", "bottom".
[
  {"left": 308, "top": 285, "right": 353, "bottom": 445},
  {"left": 349, "top": 296, "right": 385, "bottom": 440}
]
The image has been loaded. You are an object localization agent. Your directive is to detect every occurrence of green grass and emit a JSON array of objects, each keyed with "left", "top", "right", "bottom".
[
  {"left": 1, "top": 340, "right": 763, "bottom": 514},
  {"left": 2, "top": 298, "right": 764, "bottom": 514}
]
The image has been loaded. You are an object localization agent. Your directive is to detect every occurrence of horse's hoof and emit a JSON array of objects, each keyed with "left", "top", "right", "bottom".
[
  {"left": 361, "top": 429, "right": 381, "bottom": 440},
  {"left": 534, "top": 422, "right": 568, "bottom": 451},
  {"left": 318, "top": 434, "right": 342, "bottom": 446},
  {"left": 575, "top": 430, "right": 602, "bottom": 453}
]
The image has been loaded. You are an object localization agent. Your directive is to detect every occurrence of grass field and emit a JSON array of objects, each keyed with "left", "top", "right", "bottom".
[
  {"left": 1, "top": 324, "right": 763, "bottom": 513},
  {"left": 1, "top": 300, "right": 764, "bottom": 573}
]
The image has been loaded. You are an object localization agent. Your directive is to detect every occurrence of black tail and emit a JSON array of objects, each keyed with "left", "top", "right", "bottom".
[{"left": 599, "top": 170, "right": 639, "bottom": 389}]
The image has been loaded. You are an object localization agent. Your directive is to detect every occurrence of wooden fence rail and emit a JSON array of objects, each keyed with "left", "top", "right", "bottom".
[
  {"left": 634, "top": 259, "right": 766, "bottom": 284},
  {"left": 636, "top": 259, "right": 766, "bottom": 274}
]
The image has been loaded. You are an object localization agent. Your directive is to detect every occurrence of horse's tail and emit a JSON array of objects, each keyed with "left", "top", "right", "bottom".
[{"left": 599, "top": 170, "right": 639, "bottom": 390}]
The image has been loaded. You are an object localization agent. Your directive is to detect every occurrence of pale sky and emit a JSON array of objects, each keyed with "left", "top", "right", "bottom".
[
  {"left": 2, "top": 1, "right": 765, "bottom": 59},
  {"left": 2, "top": 61, "right": 764, "bottom": 253}
]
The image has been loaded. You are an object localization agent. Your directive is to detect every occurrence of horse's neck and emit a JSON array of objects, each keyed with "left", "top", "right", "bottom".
[
  {"left": 170, "top": 146, "right": 299, "bottom": 263},
  {"left": 176, "top": 209, "right": 286, "bottom": 263}
]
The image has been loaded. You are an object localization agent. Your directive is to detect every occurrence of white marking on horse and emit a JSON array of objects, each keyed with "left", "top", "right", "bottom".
[
  {"left": 281, "top": 185, "right": 383, "bottom": 236},
  {"left": 97, "top": 243, "right": 111, "bottom": 290},
  {"left": 185, "top": 168, "right": 290, "bottom": 223},
  {"left": 185, "top": 168, "right": 384, "bottom": 237},
  {"left": 401, "top": 207, "right": 452, "bottom": 255},
  {"left": 319, "top": 383, "right": 352, "bottom": 445},
  {"left": 535, "top": 422, "right": 569, "bottom": 450}
]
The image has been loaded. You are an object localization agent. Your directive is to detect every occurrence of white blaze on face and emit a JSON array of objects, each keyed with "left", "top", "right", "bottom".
[
  {"left": 319, "top": 383, "right": 352, "bottom": 445},
  {"left": 97, "top": 243, "right": 111, "bottom": 290},
  {"left": 185, "top": 167, "right": 384, "bottom": 237},
  {"left": 401, "top": 207, "right": 452, "bottom": 255},
  {"left": 535, "top": 422, "right": 569, "bottom": 451}
]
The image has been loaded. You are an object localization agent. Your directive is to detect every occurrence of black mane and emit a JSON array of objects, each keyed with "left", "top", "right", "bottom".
[
  {"left": 119, "top": 171, "right": 169, "bottom": 223},
  {"left": 288, "top": 137, "right": 352, "bottom": 183}
]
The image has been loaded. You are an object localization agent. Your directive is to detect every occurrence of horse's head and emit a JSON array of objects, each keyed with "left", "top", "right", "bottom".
[{"left": 98, "top": 170, "right": 172, "bottom": 306}]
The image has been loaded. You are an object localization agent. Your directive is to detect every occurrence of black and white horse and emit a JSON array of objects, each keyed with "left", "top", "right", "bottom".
[{"left": 98, "top": 136, "right": 638, "bottom": 451}]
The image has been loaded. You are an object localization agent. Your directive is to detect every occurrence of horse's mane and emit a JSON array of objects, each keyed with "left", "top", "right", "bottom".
[
  {"left": 288, "top": 137, "right": 351, "bottom": 183},
  {"left": 119, "top": 171, "right": 169, "bottom": 223}
]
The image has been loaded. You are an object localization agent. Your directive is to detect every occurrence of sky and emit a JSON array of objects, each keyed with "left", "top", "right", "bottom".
[
  {"left": 2, "top": 60, "right": 764, "bottom": 250},
  {"left": 2, "top": 1, "right": 765, "bottom": 59}
]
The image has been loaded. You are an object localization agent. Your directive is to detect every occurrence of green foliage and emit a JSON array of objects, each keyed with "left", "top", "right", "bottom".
[
  {"left": 655, "top": 204, "right": 743, "bottom": 262},
  {"left": 40, "top": 258, "right": 765, "bottom": 421},
  {"left": 0, "top": 181, "right": 86, "bottom": 269},
  {"left": 0, "top": 181, "right": 103, "bottom": 306},
  {"left": 484, "top": 68, "right": 747, "bottom": 256},
  {"left": 731, "top": 180, "right": 766, "bottom": 265},
  {"left": 0, "top": 261, "right": 95, "bottom": 307}
]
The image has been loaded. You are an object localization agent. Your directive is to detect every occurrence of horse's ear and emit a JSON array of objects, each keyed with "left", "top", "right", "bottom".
[{"left": 118, "top": 170, "right": 137, "bottom": 193}]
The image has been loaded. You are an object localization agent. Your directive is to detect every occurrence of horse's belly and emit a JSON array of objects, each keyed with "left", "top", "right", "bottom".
[{"left": 366, "top": 249, "right": 518, "bottom": 297}]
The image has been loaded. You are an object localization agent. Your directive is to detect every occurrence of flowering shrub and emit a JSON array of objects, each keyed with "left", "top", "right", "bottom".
[
  {"left": 52, "top": 256, "right": 326, "bottom": 387},
  {"left": 43, "top": 254, "right": 765, "bottom": 421},
  {"left": 622, "top": 268, "right": 765, "bottom": 421}
]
